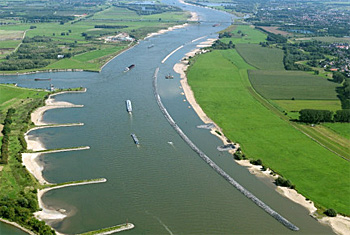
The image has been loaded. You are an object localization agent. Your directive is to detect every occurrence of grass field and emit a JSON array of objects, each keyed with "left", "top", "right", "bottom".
[
  {"left": 0, "top": 84, "right": 47, "bottom": 113},
  {"left": 236, "top": 44, "right": 285, "bottom": 70},
  {"left": 220, "top": 25, "right": 267, "bottom": 44},
  {"left": 323, "top": 123, "right": 350, "bottom": 140},
  {"left": 187, "top": 49, "right": 350, "bottom": 215},
  {"left": 248, "top": 70, "right": 339, "bottom": 100}
]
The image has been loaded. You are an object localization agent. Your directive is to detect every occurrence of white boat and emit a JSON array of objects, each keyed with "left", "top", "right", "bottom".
[{"left": 126, "top": 100, "right": 132, "bottom": 113}]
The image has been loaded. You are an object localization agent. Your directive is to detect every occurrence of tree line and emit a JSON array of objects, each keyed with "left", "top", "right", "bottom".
[
  {"left": 299, "top": 109, "right": 350, "bottom": 124},
  {"left": 0, "top": 108, "right": 15, "bottom": 164}
]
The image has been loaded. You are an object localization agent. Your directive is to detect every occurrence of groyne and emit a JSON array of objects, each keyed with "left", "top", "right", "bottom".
[{"left": 152, "top": 67, "right": 299, "bottom": 231}]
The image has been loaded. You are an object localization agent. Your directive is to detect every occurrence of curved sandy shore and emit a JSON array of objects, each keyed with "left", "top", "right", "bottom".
[
  {"left": 35, "top": 179, "right": 107, "bottom": 222},
  {"left": 31, "top": 90, "right": 85, "bottom": 126},
  {"left": 173, "top": 41, "right": 350, "bottom": 235}
]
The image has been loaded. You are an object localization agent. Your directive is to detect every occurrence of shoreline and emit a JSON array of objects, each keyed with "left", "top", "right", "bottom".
[
  {"left": 173, "top": 42, "right": 350, "bottom": 235},
  {"left": 0, "top": 218, "right": 36, "bottom": 235}
]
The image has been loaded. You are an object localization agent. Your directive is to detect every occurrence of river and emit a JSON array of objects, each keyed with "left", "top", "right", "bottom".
[{"left": 0, "top": 0, "right": 334, "bottom": 234}]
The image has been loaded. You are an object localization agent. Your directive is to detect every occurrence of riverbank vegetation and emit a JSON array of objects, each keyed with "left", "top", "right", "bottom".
[
  {"left": 0, "top": 84, "right": 55, "bottom": 234},
  {"left": 0, "top": 0, "right": 191, "bottom": 73},
  {"left": 187, "top": 31, "right": 350, "bottom": 216}
]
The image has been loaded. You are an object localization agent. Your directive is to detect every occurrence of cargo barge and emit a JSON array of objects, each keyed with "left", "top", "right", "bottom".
[
  {"left": 124, "top": 64, "right": 135, "bottom": 72},
  {"left": 131, "top": 133, "right": 139, "bottom": 145},
  {"left": 34, "top": 78, "right": 51, "bottom": 81}
]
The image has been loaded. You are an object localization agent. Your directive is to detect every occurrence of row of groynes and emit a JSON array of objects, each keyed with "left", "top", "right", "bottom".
[{"left": 152, "top": 67, "right": 299, "bottom": 231}]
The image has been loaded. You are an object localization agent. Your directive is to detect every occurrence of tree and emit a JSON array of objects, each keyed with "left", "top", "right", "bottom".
[{"left": 299, "top": 109, "right": 333, "bottom": 123}]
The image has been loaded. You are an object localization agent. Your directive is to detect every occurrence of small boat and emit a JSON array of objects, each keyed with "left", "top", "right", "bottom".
[
  {"left": 212, "top": 23, "right": 220, "bottom": 27},
  {"left": 126, "top": 100, "right": 132, "bottom": 113},
  {"left": 124, "top": 64, "right": 135, "bottom": 72},
  {"left": 148, "top": 44, "right": 154, "bottom": 49},
  {"left": 34, "top": 78, "right": 51, "bottom": 81},
  {"left": 131, "top": 133, "right": 139, "bottom": 145},
  {"left": 165, "top": 74, "right": 173, "bottom": 79}
]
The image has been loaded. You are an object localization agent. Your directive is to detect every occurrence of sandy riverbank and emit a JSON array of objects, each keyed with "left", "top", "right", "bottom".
[
  {"left": 173, "top": 41, "right": 350, "bottom": 235},
  {"left": 145, "top": 12, "right": 198, "bottom": 39}
]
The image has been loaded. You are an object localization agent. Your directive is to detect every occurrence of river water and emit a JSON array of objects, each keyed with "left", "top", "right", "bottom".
[{"left": 0, "top": 1, "right": 334, "bottom": 234}]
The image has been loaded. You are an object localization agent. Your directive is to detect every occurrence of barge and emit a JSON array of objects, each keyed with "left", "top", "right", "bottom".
[
  {"left": 131, "top": 133, "right": 139, "bottom": 145},
  {"left": 34, "top": 78, "right": 51, "bottom": 81},
  {"left": 124, "top": 64, "right": 135, "bottom": 72}
]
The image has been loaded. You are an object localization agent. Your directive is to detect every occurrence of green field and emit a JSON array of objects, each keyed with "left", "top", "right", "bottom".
[
  {"left": 236, "top": 44, "right": 285, "bottom": 70},
  {"left": 220, "top": 25, "right": 267, "bottom": 44},
  {"left": 248, "top": 70, "right": 339, "bottom": 100},
  {"left": 323, "top": 123, "right": 350, "bottom": 140},
  {"left": 0, "top": 84, "right": 47, "bottom": 112},
  {"left": 187, "top": 49, "right": 350, "bottom": 215}
]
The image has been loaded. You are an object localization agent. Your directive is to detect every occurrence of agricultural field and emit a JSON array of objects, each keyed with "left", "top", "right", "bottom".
[
  {"left": 187, "top": 49, "right": 350, "bottom": 215},
  {"left": 248, "top": 70, "right": 339, "bottom": 100},
  {"left": 219, "top": 25, "right": 267, "bottom": 44},
  {"left": 236, "top": 44, "right": 285, "bottom": 70}
]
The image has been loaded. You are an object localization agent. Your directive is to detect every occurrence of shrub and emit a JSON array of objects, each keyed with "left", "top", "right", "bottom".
[
  {"left": 250, "top": 159, "right": 262, "bottom": 165},
  {"left": 275, "top": 176, "right": 294, "bottom": 188},
  {"left": 324, "top": 208, "right": 337, "bottom": 217}
]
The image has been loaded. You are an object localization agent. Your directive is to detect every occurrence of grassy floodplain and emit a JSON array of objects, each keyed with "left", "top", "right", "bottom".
[
  {"left": 187, "top": 49, "right": 350, "bottom": 215},
  {"left": 220, "top": 25, "right": 267, "bottom": 44},
  {"left": 0, "top": 4, "right": 190, "bottom": 73}
]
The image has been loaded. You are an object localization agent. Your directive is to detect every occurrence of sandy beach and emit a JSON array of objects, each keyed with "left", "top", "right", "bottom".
[{"left": 173, "top": 40, "right": 350, "bottom": 235}]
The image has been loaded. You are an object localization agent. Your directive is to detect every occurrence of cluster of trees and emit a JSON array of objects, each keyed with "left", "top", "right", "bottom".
[
  {"left": 0, "top": 194, "right": 55, "bottom": 234},
  {"left": 275, "top": 176, "right": 295, "bottom": 189},
  {"left": 0, "top": 36, "right": 74, "bottom": 71},
  {"left": 211, "top": 40, "right": 235, "bottom": 50},
  {"left": 94, "top": 25, "right": 128, "bottom": 29},
  {"left": 299, "top": 109, "right": 350, "bottom": 123},
  {"left": 266, "top": 33, "right": 287, "bottom": 43},
  {"left": 0, "top": 108, "right": 15, "bottom": 164},
  {"left": 337, "top": 78, "right": 350, "bottom": 109},
  {"left": 218, "top": 32, "right": 233, "bottom": 38},
  {"left": 118, "top": 3, "right": 181, "bottom": 15},
  {"left": 283, "top": 44, "right": 325, "bottom": 71}
]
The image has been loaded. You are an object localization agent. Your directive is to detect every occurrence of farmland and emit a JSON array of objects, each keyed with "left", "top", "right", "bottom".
[
  {"left": 236, "top": 44, "right": 285, "bottom": 70},
  {"left": 0, "top": 2, "right": 191, "bottom": 73},
  {"left": 187, "top": 49, "right": 350, "bottom": 215},
  {"left": 219, "top": 25, "right": 266, "bottom": 44},
  {"left": 248, "top": 70, "right": 339, "bottom": 100}
]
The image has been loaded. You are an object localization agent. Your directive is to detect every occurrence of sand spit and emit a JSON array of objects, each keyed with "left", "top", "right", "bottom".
[
  {"left": 173, "top": 41, "right": 350, "bottom": 235},
  {"left": 35, "top": 179, "right": 107, "bottom": 222},
  {"left": 31, "top": 90, "right": 85, "bottom": 126}
]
